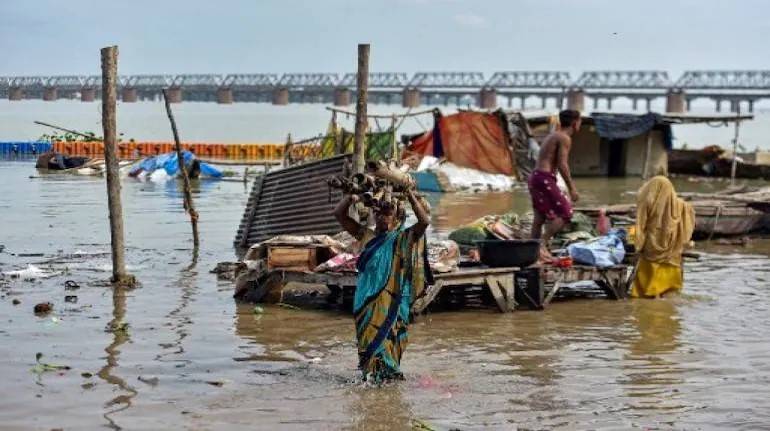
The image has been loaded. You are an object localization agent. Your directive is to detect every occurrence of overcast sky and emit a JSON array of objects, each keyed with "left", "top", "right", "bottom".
[{"left": 2, "top": 0, "right": 769, "bottom": 80}]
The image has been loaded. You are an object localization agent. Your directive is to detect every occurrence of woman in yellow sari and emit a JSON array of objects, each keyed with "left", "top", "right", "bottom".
[{"left": 631, "top": 176, "right": 695, "bottom": 298}]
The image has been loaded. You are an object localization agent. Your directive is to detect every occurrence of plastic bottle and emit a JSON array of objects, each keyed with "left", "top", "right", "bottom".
[{"left": 596, "top": 208, "right": 611, "bottom": 236}]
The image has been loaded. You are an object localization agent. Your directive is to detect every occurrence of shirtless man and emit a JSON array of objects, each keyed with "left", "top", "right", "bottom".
[{"left": 529, "top": 109, "right": 581, "bottom": 260}]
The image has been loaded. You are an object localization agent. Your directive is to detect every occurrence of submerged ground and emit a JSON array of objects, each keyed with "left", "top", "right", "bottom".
[{"left": 1, "top": 159, "right": 769, "bottom": 430}]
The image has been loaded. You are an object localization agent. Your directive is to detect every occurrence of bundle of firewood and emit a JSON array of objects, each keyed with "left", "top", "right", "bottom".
[{"left": 327, "top": 160, "right": 426, "bottom": 218}]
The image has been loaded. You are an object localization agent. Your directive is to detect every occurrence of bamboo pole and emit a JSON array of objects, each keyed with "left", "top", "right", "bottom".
[
  {"left": 730, "top": 104, "right": 742, "bottom": 186},
  {"left": 326, "top": 106, "right": 436, "bottom": 119},
  {"left": 353, "top": 44, "right": 370, "bottom": 174},
  {"left": 101, "top": 46, "right": 133, "bottom": 285},
  {"left": 34, "top": 121, "right": 97, "bottom": 140},
  {"left": 162, "top": 89, "right": 200, "bottom": 251}
]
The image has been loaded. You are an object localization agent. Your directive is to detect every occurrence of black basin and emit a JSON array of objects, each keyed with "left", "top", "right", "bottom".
[{"left": 475, "top": 239, "right": 541, "bottom": 268}]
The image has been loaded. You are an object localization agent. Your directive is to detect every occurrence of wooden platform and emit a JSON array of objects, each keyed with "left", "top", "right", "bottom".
[{"left": 245, "top": 264, "right": 632, "bottom": 313}]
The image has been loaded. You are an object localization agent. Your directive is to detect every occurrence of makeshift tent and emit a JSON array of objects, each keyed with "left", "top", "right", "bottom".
[{"left": 403, "top": 111, "right": 516, "bottom": 177}]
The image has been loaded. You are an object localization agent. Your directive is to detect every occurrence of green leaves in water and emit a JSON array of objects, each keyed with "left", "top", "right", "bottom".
[
  {"left": 411, "top": 419, "right": 436, "bottom": 430},
  {"left": 106, "top": 321, "right": 129, "bottom": 335},
  {"left": 30, "top": 352, "right": 71, "bottom": 374}
]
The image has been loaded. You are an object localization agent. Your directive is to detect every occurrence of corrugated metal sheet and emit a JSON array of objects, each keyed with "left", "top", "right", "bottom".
[{"left": 234, "top": 154, "right": 352, "bottom": 257}]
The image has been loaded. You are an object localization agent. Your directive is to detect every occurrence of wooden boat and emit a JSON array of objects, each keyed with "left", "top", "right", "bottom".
[
  {"left": 71, "top": 158, "right": 135, "bottom": 176},
  {"left": 690, "top": 201, "right": 766, "bottom": 237},
  {"left": 577, "top": 198, "right": 770, "bottom": 238},
  {"left": 669, "top": 147, "right": 770, "bottom": 180}
]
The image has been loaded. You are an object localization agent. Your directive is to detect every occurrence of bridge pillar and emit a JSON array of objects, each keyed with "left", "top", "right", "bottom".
[
  {"left": 632, "top": 99, "right": 638, "bottom": 110},
  {"left": 216, "top": 88, "right": 233, "bottom": 104},
  {"left": 479, "top": 88, "right": 497, "bottom": 109},
  {"left": 9, "top": 87, "right": 23, "bottom": 101},
  {"left": 81, "top": 88, "right": 96, "bottom": 102},
  {"left": 272, "top": 88, "right": 289, "bottom": 105},
  {"left": 519, "top": 96, "right": 526, "bottom": 110},
  {"left": 566, "top": 89, "right": 585, "bottom": 112},
  {"left": 714, "top": 98, "right": 721, "bottom": 113},
  {"left": 333, "top": 88, "right": 351, "bottom": 106},
  {"left": 606, "top": 97, "right": 613, "bottom": 111},
  {"left": 541, "top": 96, "right": 547, "bottom": 109},
  {"left": 748, "top": 99, "right": 755, "bottom": 113},
  {"left": 665, "top": 89, "right": 686, "bottom": 113},
  {"left": 43, "top": 87, "right": 58, "bottom": 101},
  {"left": 122, "top": 88, "right": 138, "bottom": 103},
  {"left": 334, "top": 88, "right": 352, "bottom": 106},
  {"left": 167, "top": 86, "right": 183, "bottom": 103},
  {"left": 685, "top": 98, "right": 691, "bottom": 112},
  {"left": 646, "top": 98, "right": 652, "bottom": 112},
  {"left": 402, "top": 88, "right": 421, "bottom": 108}
]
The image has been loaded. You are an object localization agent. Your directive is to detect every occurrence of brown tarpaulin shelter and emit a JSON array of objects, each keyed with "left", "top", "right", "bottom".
[{"left": 403, "top": 111, "right": 516, "bottom": 177}]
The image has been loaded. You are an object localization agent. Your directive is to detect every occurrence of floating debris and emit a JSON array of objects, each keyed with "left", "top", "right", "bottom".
[
  {"left": 3, "top": 265, "right": 60, "bottom": 280},
  {"left": 64, "top": 280, "right": 80, "bottom": 290},
  {"left": 30, "top": 353, "right": 71, "bottom": 374},
  {"left": 33, "top": 302, "right": 53, "bottom": 315},
  {"left": 138, "top": 376, "right": 159, "bottom": 386}
]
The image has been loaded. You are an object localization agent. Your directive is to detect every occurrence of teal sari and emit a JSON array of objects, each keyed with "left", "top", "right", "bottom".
[{"left": 354, "top": 226, "right": 429, "bottom": 382}]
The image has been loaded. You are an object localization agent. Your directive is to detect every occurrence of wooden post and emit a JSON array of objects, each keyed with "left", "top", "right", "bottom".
[
  {"left": 642, "top": 131, "right": 653, "bottom": 179},
  {"left": 391, "top": 114, "right": 398, "bottom": 159},
  {"left": 730, "top": 106, "right": 742, "bottom": 186},
  {"left": 353, "top": 43, "right": 370, "bottom": 173},
  {"left": 101, "top": 46, "right": 132, "bottom": 285},
  {"left": 162, "top": 89, "right": 200, "bottom": 251},
  {"left": 283, "top": 133, "right": 293, "bottom": 167}
]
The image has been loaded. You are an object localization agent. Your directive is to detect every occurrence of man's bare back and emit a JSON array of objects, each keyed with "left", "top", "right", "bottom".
[
  {"left": 536, "top": 131, "right": 569, "bottom": 174},
  {"left": 535, "top": 131, "right": 578, "bottom": 202}
]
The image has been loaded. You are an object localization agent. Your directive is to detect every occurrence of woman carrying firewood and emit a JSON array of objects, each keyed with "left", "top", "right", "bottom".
[{"left": 334, "top": 187, "right": 431, "bottom": 383}]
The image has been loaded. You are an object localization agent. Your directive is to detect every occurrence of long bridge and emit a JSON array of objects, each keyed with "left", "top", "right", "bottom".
[{"left": 1, "top": 70, "right": 769, "bottom": 113}]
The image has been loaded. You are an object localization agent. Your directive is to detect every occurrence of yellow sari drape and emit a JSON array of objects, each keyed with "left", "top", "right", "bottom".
[{"left": 631, "top": 176, "right": 695, "bottom": 298}]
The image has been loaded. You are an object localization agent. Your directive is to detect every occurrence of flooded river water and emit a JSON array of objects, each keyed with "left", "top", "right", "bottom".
[{"left": 2, "top": 159, "right": 770, "bottom": 430}]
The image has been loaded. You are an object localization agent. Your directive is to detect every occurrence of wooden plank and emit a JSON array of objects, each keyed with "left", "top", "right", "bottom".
[
  {"left": 414, "top": 279, "right": 444, "bottom": 314},
  {"left": 496, "top": 275, "right": 516, "bottom": 311},
  {"left": 485, "top": 276, "right": 508, "bottom": 313},
  {"left": 437, "top": 267, "right": 519, "bottom": 277},
  {"left": 543, "top": 282, "right": 561, "bottom": 306}
]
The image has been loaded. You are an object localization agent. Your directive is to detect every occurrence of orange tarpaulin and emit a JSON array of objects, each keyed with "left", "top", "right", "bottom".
[
  {"left": 402, "top": 130, "right": 433, "bottom": 161},
  {"left": 403, "top": 112, "right": 514, "bottom": 176}
]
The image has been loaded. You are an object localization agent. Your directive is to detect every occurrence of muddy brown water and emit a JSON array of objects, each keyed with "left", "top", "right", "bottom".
[{"left": 1, "top": 159, "right": 770, "bottom": 430}]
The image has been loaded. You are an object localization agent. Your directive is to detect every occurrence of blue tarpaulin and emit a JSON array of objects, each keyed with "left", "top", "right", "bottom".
[
  {"left": 567, "top": 229, "right": 627, "bottom": 268},
  {"left": 129, "top": 151, "right": 222, "bottom": 178},
  {"left": 592, "top": 113, "right": 673, "bottom": 150}
]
